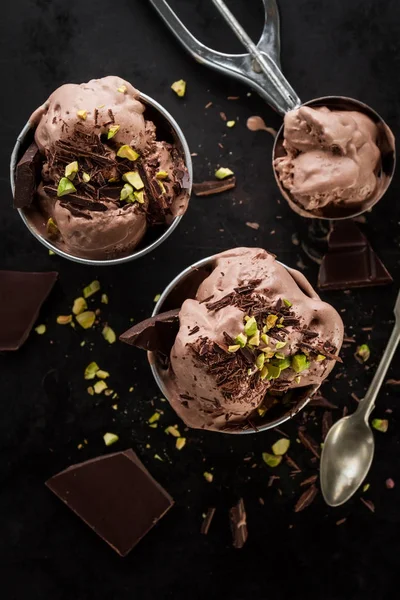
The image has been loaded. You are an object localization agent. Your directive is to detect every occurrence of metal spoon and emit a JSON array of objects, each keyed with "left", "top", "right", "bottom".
[{"left": 321, "top": 290, "right": 400, "bottom": 507}]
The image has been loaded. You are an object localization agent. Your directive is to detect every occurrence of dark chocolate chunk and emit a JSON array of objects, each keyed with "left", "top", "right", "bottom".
[
  {"left": 294, "top": 484, "right": 318, "bottom": 512},
  {"left": 229, "top": 498, "right": 248, "bottom": 549},
  {"left": 0, "top": 270, "right": 57, "bottom": 351},
  {"left": 318, "top": 222, "right": 393, "bottom": 290},
  {"left": 46, "top": 449, "right": 174, "bottom": 557},
  {"left": 14, "top": 142, "right": 41, "bottom": 208},
  {"left": 119, "top": 309, "right": 179, "bottom": 355},
  {"left": 192, "top": 177, "right": 236, "bottom": 197},
  {"left": 43, "top": 186, "right": 108, "bottom": 212}
]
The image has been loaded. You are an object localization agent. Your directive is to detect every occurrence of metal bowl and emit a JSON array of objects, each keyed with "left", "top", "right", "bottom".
[
  {"left": 272, "top": 95, "right": 396, "bottom": 221},
  {"left": 148, "top": 254, "right": 319, "bottom": 434},
  {"left": 10, "top": 92, "right": 193, "bottom": 266}
]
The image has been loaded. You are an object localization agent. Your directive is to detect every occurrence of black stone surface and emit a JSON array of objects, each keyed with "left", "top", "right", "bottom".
[{"left": 1, "top": 1, "right": 400, "bottom": 599}]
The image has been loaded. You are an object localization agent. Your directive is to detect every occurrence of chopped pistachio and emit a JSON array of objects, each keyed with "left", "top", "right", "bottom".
[
  {"left": 267, "top": 364, "right": 281, "bottom": 379},
  {"left": 102, "top": 325, "right": 116, "bottom": 344},
  {"left": 276, "top": 324, "right": 284, "bottom": 329},
  {"left": 248, "top": 330, "right": 260, "bottom": 347},
  {"left": 363, "top": 483, "right": 370, "bottom": 492},
  {"left": 157, "top": 180, "right": 166, "bottom": 194},
  {"left": 265, "top": 314, "right": 278, "bottom": 330},
  {"left": 261, "top": 333, "right": 270, "bottom": 346},
  {"left": 258, "top": 406, "right": 267, "bottom": 417},
  {"left": 226, "top": 120, "right": 235, "bottom": 128},
  {"left": 149, "top": 423, "right": 158, "bottom": 429},
  {"left": 65, "top": 161, "right": 79, "bottom": 180},
  {"left": 82, "top": 172, "right": 91, "bottom": 183},
  {"left": 72, "top": 297, "right": 87, "bottom": 315},
  {"left": 356, "top": 344, "right": 370, "bottom": 363},
  {"left": 77, "top": 109, "right": 87, "bottom": 120},
  {"left": 104, "top": 389, "right": 114, "bottom": 397},
  {"left": 371, "top": 418, "right": 388, "bottom": 433},
  {"left": 120, "top": 183, "right": 135, "bottom": 202},
  {"left": 112, "top": 393, "right": 119, "bottom": 400},
  {"left": 203, "top": 471, "right": 213, "bottom": 483},
  {"left": 96, "top": 370, "right": 110, "bottom": 379},
  {"left": 57, "top": 177, "right": 77, "bottom": 197},
  {"left": 83, "top": 280, "right": 100, "bottom": 298},
  {"left": 165, "top": 425, "right": 181, "bottom": 438},
  {"left": 256, "top": 353, "right": 265, "bottom": 370},
  {"left": 35, "top": 324, "right": 46, "bottom": 335},
  {"left": 156, "top": 170, "right": 168, "bottom": 180},
  {"left": 133, "top": 190, "right": 144, "bottom": 204},
  {"left": 122, "top": 171, "right": 144, "bottom": 190},
  {"left": 262, "top": 347, "right": 275, "bottom": 359},
  {"left": 154, "top": 294, "right": 161, "bottom": 302},
  {"left": 117, "top": 145, "right": 139, "bottom": 161},
  {"left": 262, "top": 452, "right": 282, "bottom": 467},
  {"left": 117, "top": 84, "right": 127, "bottom": 94},
  {"left": 275, "top": 341, "right": 287, "bottom": 350},
  {"left": 101, "top": 293, "right": 108, "bottom": 305},
  {"left": 103, "top": 432, "right": 119, "bottom": 446},
  {"left": 56, "top": 315, "right": 72, "bottom": 325},
  {"left": 87, "top": 386, "right": 94, "bottom": 396},
  {"left": 154, "top": 454, "right": 164, "bottom": 461},
  {"left": 48, "top": 250, "right": 55, "bottom": 256},
  {"left": 107, "top": 124, "right": 120, "bottom": 139},
  {"left": 260, "top": 365, "right": 269, "bottom": 380},
  {"left": 84, "top": 361, "right": 100, "bottom": 380},
  {"left": 171, "top": 79, "right": 186, "bottom": 97},
  {"left": 129, "top": 387, "right": 134, "bottom": 392},
  {"left": 272, "top": 438, "right": 290, "bottom": 456},
  {"left": 316, "top": 354, "right": 326, "bottom": 361},
  {"left": 295, "top": 376, "right": 301, "bottom": 384},
  {"left": 275, "top": 352, "right": 285, "bottom": 360},
  {"left": 77, "top": 443, "right": 83, "bottom": 450},
  {"left": 292, "top": 353, "right": 310, "bottom": 373},
  {"left": 244, "top": 316, "right": 257, "bottom": 337},
  {"left": 47, "top": 218, "right": 59, "bottom": 239},
  {"left": 108, "top": 176, "right": 119, "bottom": 183},
  {"left": 76, "top": 311, "right": 96, "bottom": 329},
  {"left": 275, "top": 357, "right": 291, "bottom": 370},
  {"left": 80, "top": 341, "right": 86, "bottom": 347},
  {"left": 148, "top": 412, "right": 160, "bottom": 424},
  {"left": 283, "top": 299, "right": 292, "bottom": 308},
  {"left": 234, "top": 333, "right": 247, "bottom": 347},
  {"left": 112, "top": 404, "right": 118, "bottom": 410},
  {"left": 176, "top": 437, "right": 186, "bottom": 450},
  {"left": 215, "top": 167, "right": 234, "bottom": 180},
  {"left": 94, "top": 380, "right": 108, "bottom": 394},
  {"left": 228, "top": 344, "right": 241, "bottom": 353}
]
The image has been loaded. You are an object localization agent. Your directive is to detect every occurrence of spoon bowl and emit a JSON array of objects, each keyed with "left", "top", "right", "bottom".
[{"left": 321, "top": 415, "right": 375, "bottom": 507}]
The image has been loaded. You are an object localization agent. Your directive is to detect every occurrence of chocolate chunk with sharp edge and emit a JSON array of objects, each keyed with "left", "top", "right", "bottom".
[
  {"left": 46, "top": 449, "right": 173, "bottom": 557},
  {"left": 43, "top": 186, "right": 108, "bottom": 211},
  {"left": 318, "top": 221, "right": 393, "bottom": 290},
  {"left": 193, "top": 177, "right": 236, "bottom": 196},
  {"left": 119, "top": 309, "right": 180, "bottom": 355},
  {"left": 229, "top": 498, "right": 248, "bottom": 549},
  {"left": 14, "top": 142, "right": 41, "bottom": 208},
  {"left": 0, "top": 270, "right": 57, "bottom": 351},
  {"left": 99, "top": 185, "right": 122, "bottom": 201}
]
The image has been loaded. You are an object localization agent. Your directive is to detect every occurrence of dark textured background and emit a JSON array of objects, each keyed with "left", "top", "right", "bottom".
[{"left": 1, "top": 1, "right": 400, "bottom": 599}]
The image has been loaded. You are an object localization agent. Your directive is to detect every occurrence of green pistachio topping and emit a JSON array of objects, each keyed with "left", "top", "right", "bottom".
[
  {"left": 82, "top": 172, "right": 91, "bottom": 183},
  {"left": 156, "top": 170, "right": 168, "bottom": 179},
  {"left": 247, "top": 330, "right": 260, "bottom": 347},
  {"left": 275, "top": 357, "right": 291, "bottom": 370},
  {"left": 275, "top": 341, "right": 287, "bottom": 349},
  {"left": 65, "top": 161, "right": 79, "bottom": 180},
  {"left": 228, "top": 344, "right": 241, "bottom": 353},
  {"left": 256, "top": 353, "right": 265, "bottom": 370},
  {"left": 262, "top": 347, "right": 275, "bottom": 359},
  {"left": 120, "top": 183, "right": 135, "bottom": 202},
  {"left": 102, "top": 325, "right": 116, "bottom": 344},
  {"left": 76, "top": 311, "right": 96, "bottom": 329},
  {"left": 35, "top": 324, "right": 46, "bottom": 335},
  {"left": 107, "top": 124, "right": 120, "bottom": 139},
  {"left": 46, "top": 218, "right": 59, "bottom": 237},
  {"left": 83, "top": 280, "right": 100, "bottom": 298},
  {"left": 103, "top": 432, "right": 119, "bottom": 446},
  {"left": 56, "top": 315, "right": 72, "bottom": 325},
  {"left": 84, "top": 362, "right": 100, "bottom": 380},
  {"left": 257, "top": 406, "right": 267, "bottom": 417},
  {"left": 76, "top": 109, "right": 87, "bottom": 120},
  {"left": 262, "top": 452, "right": 282, "bottom": 467},
  {"left": 101, "top": 293, "right": 109, "bottom": 304},
  {"left": 235, "top": 333, "right": 247, "bottom": 347},
  {"left": 72, "top": 297, "right": 87, "bottom": 315},
  {"left": 274, "top": 352, "right": 285, "bottom": 360},
  {"left": 176, "top": 437, "right": 186, "bottom": 450},
  {"left": 153, "top": 294, "right": 161, "bottom": 302},
  {"left": 148, "top": 412, "right": 160, "bottom": 424},
  {"left": 215, "top": 167, "right": 234, "bottom": 180},
  {"left": 316, "top": 354, "right": 326, "bottom": 361},
  {"left": 94, "top": 380, "right": 108, "bottom": 394},
  {"left": 57, "top": 177, "right": 77, "bottom": 197},
  {"left": 271, "top": 438, "right": 290, "bottom": 456},
  {"left": 226, "top": 120, "right": 235, "bottom": 128},
  {"left": 203, "top": 471, "right": 213, "bottom": 483},
  {"left": 356, "top": 344, "right": 370, "bottom": 363},
  {"left": 157, "top": 180, "right": 166, "bottom": 194},
  {"left": 363, "top": 483, "right": 370, "bottom": 492},
  {"left": 96, "top": 370, "right": 110, "bottom": 379},
  {"left": 87, "top": 387, "right": 94, "bottom": 396},
  {"left": 261, "top": 333, "right": 270, "bottom": 345},
  {"left": 122, "top": 171, "right": 144, "bottom": 190},
  {"left": 117, "top": 145, "right": 140, "bottom": 161},
  {"left": 171, "top": 79, "right": 186, "bottom": 97},
  {"left": 265, "top": 314, "right": 278, "bottom": 330},
  {"left": 283, "top": 299, "right": 292, "bottom": 307},
  {"left": 117, "top": 85, "right": 127, "bottom": 93},
  {"left": 292, "top": 353, "right": 310, "bottom": 373},
  {"left": 371, "top": 418, "right": 388, "bottom": 433},
  {"left": 244, "top": 316, "right": 257, "bottom": 337},
  {"left": 165, "top": 425, "right": 181, "bottom": 438},
  {"left": 134, "top": 190, "right": 145, "bottom": 204},
  {"left": 295, "top": 376, "right": 301, "bottom": 384}
]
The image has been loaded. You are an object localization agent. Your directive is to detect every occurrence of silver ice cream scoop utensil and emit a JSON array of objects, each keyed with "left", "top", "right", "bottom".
[
  {"left": 150, "top": 0, "right": 395, "bottom": 220},
  {"left": 320, "top": 289, "right": 400, "bottom": 507}
]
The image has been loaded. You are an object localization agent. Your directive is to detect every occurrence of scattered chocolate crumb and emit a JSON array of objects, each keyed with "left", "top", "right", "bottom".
[
  {"left": 386, "top": 379, "right": 400, "bottom": 386},
  {"left": 229, "top": 498, "right": 248, "bottom": 549},
  {"left": 220, "top": 111, "right": 227, "bottom": 121},
  {"left": 193, "top": 178, "right": 236, "bottom": 196},
  {"left": 294, "top": 485, "right": 318, "bottom": 512},
  {"left": 336, "top": 518, "right": 347, "bottom": 526},
  {"left": 309, "top": 394, "right": 338, "bottom": 409},
  {"left": 343, "top": 337, "right": 356, "bottom": 343},
  {"left": 386, "top": 478, "right": 395, "bottom": 489},
  {"left": 285, "top": 455, "right": 301, "bottom": 472},
  {"left": 300, "top": 475, "right": 318, "bottom": 487},
  {"left": 342, "top": 406, "right": 348, "bottom": 417},
  {"left": 259, "top": 497, "right": 265, "bottom": 505},
  {"left": 362, "top": 326, "right": 373, "bottom": 331},
  {"left": 351, "top": 392, "right": 361, "bottom": 403},
  {"left": 298, "top": 429, "right": 320, "bottom": 459},
  {"left": 273, "top": 427, "right": 289, "bottom": 438},
  {"left": 200, "top": 507, "right": 216, "bottom": 535},
  {"left": 218, "top": 143, "right": 224, "bottom": 149},
  {"left": 246, "top": 222, "right": 260, "bottom": 230},
  {"left": 227, "top": 96, "right": 240, "bottom": 100},
  {"left": 268, "top": 475, "right": 280, "bottom": 487},
  {"left": 360, "top": 498, "right": 375, "bottom": 513},
  {"left": 205, "top": 102, "right": 213, "bottom": 109}
]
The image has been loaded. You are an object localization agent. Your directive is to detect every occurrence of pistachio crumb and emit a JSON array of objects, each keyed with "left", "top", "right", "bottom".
[
  {"left": 203, "top": 472, "right": 213, "bottom": 483},
  {"left": 77, "top": 109, "right": 87, "bottom": 120},
  {"left": 101, "top": 293, "right": 109, "bottom": 305},
  {"left": 226, "top": 120, "right": 235, "bottom": 128},
  {"left": 76, "top": 311, "right": 96, "bottom": 329},
  {"left": 103, "top": 432, "right": 119, "bottom": 446},
  {"left": 84, "top": 361, "right": 100, "bottom": 380},
  {"left": 283, "top": 299, "right": 292, "bottom": 307},
  {"left": 355, "top": 344, "right": 370, "bottom": 363},
  {"left": 171, "top": 79, "right": 186, "bottom": 97},
  {"left": 122, "top": 171, "right": 144, "bottom": 190},
  {"left": 228, "top": 344, "right": 241, "bottom": 353},
  {"left": 316, "top": 354, "right": 326, "bottom": 361},
  {"left": 94, "top": 380, "right": 108, "bottom": 394},
  {"left": 149, "top": 423, "right": 158, "bottom": 429},
  {"left": 82, "top": 172, "right": 91, "bottom": 183},
  {"left": 87, "top": 386, "right": 94, "bottom": 396},
  {"left": 65, "top": 161, "right": 79, "bottom": 180},
  {"left": 371, "top": 418, "right": 388, "bottom": 433},
  {"left": 107, "top": 124, "right": 120, "bottom": 139},
  {"left": 154, "top": 454, "right": 164, "bottom": 461},
  {"left": 117, "top": 85, "right": 127, "bottom": 94},
  {"left": 363, "top": 483, "right": 370, "bottom": 492},
  {"left": 56, "top": 315, "right": 72, "bottom": 325},
  {"left": 102, "top": 325, "right": 116, "bottom": 344},
  {"left": 48, "top": 250, "right": 55, "bottom": 256},
  {"left": 129, "top": 387, "right": 134, "bottom": 392},
  {"left": 35, "top": 324, "right": 46, "bottom": 335},
  {"left": 176, "top": 437, "right": 186, "bottom": 450},
  {"left": 271, "top": 438, "right": 290, "bottom": 456},
  {"left": 215, "top": 167, "right": 234, "bottom": 180},
  {"left": 154, "top": 294, "right": 161, "bottom": 302},
  {"left": 83, "top": 280, "right": 100, "bottom": 298},
  {"left": 111, "top": 404, "right": 118, "bottom": 410},
  {"left": 117, "top": 145, "right": 140, "bottom": 161},
  {"left": 165, "top": 425, "right": 181, "bottom": 438},
  {"left": 57, "top": 177, "right": 76, "bottom": 198},
  {"left": 148, "top": 412, "right": 160, "bottom": 424},
  {"left": 72, "top": 297, "right": 87, "bottom": 315},
  {"left": 262, "top": 452, "right": 282, "bottom": 467},
  {"left": 156, "top": 170, "right": 168, "bottom": 179},
  {"left": 96, "top": 370, "right": 110, "bottom": 379}
]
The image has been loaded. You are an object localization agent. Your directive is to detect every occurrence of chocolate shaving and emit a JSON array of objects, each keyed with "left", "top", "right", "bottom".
[
  {"left": 188, "top": 325, "right": 200, "bottom": 336},
  {"left": 229, "top": 498, "right": 248, "bottom": 549},
  {"left": 298, "top": 429, "right": 320, "bottom": 458},
  {"left": 285, "top": 455, "right": 302, "bottom": 472},
  {"left": 294, "top": 485, "right": 318, "bottom": 512},
  {"left": 300, "top": 475, "right": 318, "bottom": 487},
  {"left": 193, "top": 177, "right": 236, "bottom": 196},
  {"left": 360, "top": 498, "right": 375, "bottom": 513},
  {"left": 200, "top": 507, "right": 216, "bottom": 535},
  {"left": 336, "top": 518, "right": 347, "bottom": 525},
  {"left": 309, "top": 394, "right": 338, "bottom": 409},
  {"left": 386, "top": 379, "right": 400, "bottom": 385},
  {"left": 322, "top": 411, "right": 332, "bottom": 441}
]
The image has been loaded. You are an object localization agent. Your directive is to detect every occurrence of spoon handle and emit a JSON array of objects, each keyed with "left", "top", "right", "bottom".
[{"left": 357, "top": 325, "right": 400, "bottom": 421}]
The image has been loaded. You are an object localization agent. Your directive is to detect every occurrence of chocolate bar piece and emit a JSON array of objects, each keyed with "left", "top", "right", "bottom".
[
  {"left": 120, "top": 308, "right": 179, "bottom": 355},
  {"left": 318, "top": 222, "right": 392, "bottom": 290},
  {"left": 14, "top": 141, "right": 41, "bottom": 208},
  {"left": 46, "top": 449, "right": 174, "bottom": 557},
  {"left": 193, "top": 177, "right": 236, "bottom": 197},
  {"left": 229, "top": 498, "right": 248, "bottom": 549},
  {"left": 0, "top": 270, "right": 57, "bottom": 351}
]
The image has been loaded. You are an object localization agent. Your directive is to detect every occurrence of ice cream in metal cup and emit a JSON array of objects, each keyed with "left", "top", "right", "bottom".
[{"left": 10, "top": 76, "right": 192, "bottom": 266}]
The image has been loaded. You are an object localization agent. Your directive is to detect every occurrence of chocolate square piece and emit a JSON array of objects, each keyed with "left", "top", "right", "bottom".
[
  {"left": 120, "top": 308, "right": 179, "bottom": 355},
  {"left": 318, "top": 222, "right": 392, "bottom": 290},
  {"left": 0, "top": 270, "right": 57, "bottom": 351},
  {"left": 14, "top": 141, "right": 41, "bottom": 208},
  {"left": 46, "top": 449, "right": 174, "bottom": 556}
]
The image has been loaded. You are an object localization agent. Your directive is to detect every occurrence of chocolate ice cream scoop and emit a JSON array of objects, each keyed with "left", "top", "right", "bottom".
[
  {"left": 121, "top": 248, "right": 343, "bottom": 433},
  {"left": 11, "top": 76, "right": 191, "bottom": 264}
]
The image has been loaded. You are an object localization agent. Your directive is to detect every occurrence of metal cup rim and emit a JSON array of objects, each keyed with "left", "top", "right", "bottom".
[
  {"left": 10, "top": 92, "right": 193, "bottom": 266},
  {"left": 149, "top": 253, "right": 318, "bottom": 435}
]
